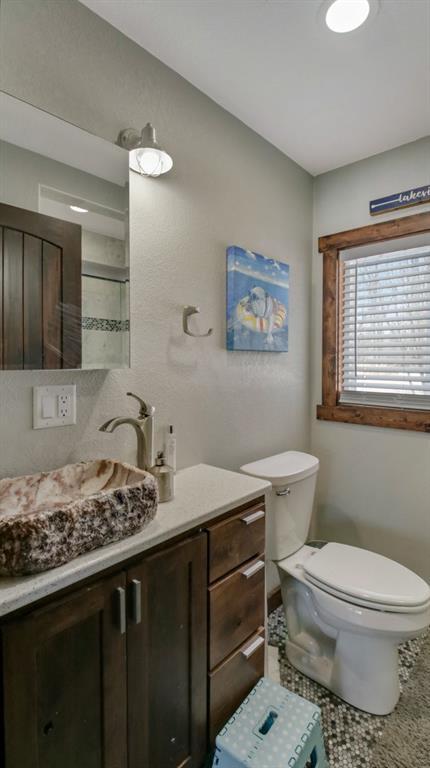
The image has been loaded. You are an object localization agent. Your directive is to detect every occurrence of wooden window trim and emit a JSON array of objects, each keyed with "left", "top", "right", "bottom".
[{"left": 317, "top": 210, "right": 430, "bottom": 433}]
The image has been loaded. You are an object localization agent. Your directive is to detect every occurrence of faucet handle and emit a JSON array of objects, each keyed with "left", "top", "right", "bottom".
[{"left": 127, "top": 392, "right": 154, "bottom": 419}]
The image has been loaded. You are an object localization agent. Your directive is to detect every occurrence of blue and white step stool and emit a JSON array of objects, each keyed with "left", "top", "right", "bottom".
[{"left": 212, "top": 677, "right": 328, "bottom": 768}]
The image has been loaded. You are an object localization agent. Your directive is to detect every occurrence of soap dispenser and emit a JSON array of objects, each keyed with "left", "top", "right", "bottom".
[
  {"left": 149, "top": 451, "right": 174, "bottom": 503},
  {"left": 165, "top": 424, "right": 177, "bottom": 473}
]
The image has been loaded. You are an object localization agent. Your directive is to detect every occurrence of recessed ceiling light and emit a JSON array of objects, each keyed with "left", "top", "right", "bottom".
[
  {"left": 70, "top": 205, "right": 88, "bottom": 213},
  {"left": 325, "top": 0, "right": 370, "bottom": 33}
]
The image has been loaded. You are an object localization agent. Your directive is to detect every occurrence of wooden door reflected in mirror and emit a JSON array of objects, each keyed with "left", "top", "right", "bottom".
[
  {"left": 0, "top": 203, "right": 82, "bottom": 369},
  {"left": 0, "top": 92, "right": 130, "bottom": 370}
]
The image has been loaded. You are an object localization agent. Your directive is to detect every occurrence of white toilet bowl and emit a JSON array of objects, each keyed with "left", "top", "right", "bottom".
[
  {"left": 278, "top": 544, "right": 430, "bottom": 715},
  {"left": 241, "top": 450, "right": 430, "bottom": 715}
]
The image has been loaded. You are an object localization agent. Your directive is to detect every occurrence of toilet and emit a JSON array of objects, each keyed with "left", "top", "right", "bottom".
[{"left": 241, "top": 451, "right": 430, "bottom": 715}]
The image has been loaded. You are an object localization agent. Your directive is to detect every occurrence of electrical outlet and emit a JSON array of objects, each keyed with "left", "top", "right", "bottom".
[
  {"left": 33, "top": 385, "right": 77, "bottom": 429},
  {"left": 58, "top": 393, "right": 72, "bottom": 419}
]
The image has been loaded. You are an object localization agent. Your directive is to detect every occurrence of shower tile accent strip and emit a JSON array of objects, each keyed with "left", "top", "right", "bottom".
[
  {"left": 268, "top": 606, "right": 429, "bottom": 768},
  {"left": 82, "top": 317, "right": 129, "bottom": 332}
]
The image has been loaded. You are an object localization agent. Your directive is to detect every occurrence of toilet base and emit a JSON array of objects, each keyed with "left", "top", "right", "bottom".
[
  {"left": 277, "top": 547, "right": 430, "bottom": 716},
  {"left": 286, "top": 631, "right": 400, "bottom": 716}
]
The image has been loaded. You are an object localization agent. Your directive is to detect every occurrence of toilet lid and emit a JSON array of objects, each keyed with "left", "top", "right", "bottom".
[
  {"left": 241, "top": 451, "right": 319, "bottom": 484},
  {"left": 304, "top": 543, "right": 430, "bottom": 609}
]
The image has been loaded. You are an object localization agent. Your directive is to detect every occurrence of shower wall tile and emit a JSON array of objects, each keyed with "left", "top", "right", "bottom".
[
  {"left": 82, "top": 329, "right": 127, "bottom": 369},
  {"left": 82, "top": 276, "right": 122, "bottom": 320}
]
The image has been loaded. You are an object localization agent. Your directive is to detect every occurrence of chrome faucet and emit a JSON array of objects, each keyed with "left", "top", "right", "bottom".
[{"left": 99, "top": 392, "right": 155, "bottom": 471}]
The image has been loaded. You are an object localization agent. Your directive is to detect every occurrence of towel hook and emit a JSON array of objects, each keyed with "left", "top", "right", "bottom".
[{"left": 183, "top": 305, "right": 213, "bottom": 338}]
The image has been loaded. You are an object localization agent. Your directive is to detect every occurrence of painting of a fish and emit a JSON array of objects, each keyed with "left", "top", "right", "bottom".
[{"left": 226, "top": 245, "right": 289, "bottom": 352}]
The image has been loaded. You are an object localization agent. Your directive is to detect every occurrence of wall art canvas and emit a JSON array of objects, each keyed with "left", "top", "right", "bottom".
[{"left": 226, "top": 245, "right": 289, "bottom": 352}]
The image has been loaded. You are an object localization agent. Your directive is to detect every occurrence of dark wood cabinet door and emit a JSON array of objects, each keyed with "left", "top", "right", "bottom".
[
  {"left": 0, "top": 202, "right": 82, "bottom": 369},
  {"left": 1, "top": 574, "right": 128, "bottom": 768},
  {"left": 127, "top": 534, "right": 208, "bottom": 768}
]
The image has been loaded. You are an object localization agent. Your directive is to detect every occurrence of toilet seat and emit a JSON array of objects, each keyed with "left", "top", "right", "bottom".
[
  {"left": 303, "top": 543, "right": 430, "bottom": 613},
  {"left": 305, "top": 572, "right": 430, "bottom": 614}
]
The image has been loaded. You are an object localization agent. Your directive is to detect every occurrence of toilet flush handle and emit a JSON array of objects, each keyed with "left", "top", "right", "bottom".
[{"left": 276, "top": 487, "right": 291, "bottom": 497}]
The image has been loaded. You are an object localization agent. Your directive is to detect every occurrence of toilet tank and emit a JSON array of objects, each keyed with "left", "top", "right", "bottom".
[{"left": 241, "top": 451, "right": 319, "bottom": 561}]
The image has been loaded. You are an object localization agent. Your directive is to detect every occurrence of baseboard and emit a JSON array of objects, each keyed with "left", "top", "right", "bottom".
[{"left": 267, "top": 586, "right": 282, "bottom": 614}]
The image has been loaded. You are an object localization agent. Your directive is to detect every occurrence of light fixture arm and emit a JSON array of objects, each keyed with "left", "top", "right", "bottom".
[
  {"left": 117, "top": 127, "right": 141, "bottom": 151},
  {"left": 117, "top": 123, "right": 159, "bottom": 151}
]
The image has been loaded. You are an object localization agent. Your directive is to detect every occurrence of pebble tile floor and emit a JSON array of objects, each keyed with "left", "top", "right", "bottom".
[{"left": 268, "top": 607, "right": 428, "bottom": 768}]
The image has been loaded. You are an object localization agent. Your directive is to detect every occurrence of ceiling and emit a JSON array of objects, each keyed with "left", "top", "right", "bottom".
[{"left": 80, "top": 0, "right": 430, "bottom": 175}]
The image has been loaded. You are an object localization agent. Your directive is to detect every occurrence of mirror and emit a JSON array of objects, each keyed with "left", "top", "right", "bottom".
[{"left": 0, "top": 92, "right": 130, "bottom": 370}]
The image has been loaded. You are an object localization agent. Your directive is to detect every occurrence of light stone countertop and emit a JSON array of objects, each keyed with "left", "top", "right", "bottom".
[{"left": 0, "top": 463, "right": 270, "bottom": 619}]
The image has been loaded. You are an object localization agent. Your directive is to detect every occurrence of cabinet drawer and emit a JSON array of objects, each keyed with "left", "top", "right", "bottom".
[
  {"left": 209, "top": 628, "right": 265, "bottom": 742},
  {"left": 209, "top": 555, "right": 265, "bottom": 669},
  {"left": 208, "top": 502, "right": 265, "bottom": 583}
]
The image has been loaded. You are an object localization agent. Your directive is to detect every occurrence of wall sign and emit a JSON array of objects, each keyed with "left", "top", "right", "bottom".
[{"left": 369, "top": 185, "right": 430, "bottom": 216}]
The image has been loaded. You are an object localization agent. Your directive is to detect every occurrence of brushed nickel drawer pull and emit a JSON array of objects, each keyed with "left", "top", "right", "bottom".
[
  {"left": 241, "top": 559, "right": 265, "bottom": 579},
  {"left": 241, "top": 509, "right": 265, "bottom": 525},
  {"left": 130, "top": 579, "right": 142, "bottom": 625},
  {"left": 115, "top": 586, "right": 126, "bottom": 635},
  {"left": 241, "top": 635, "right": 265, "bottom": 659}
]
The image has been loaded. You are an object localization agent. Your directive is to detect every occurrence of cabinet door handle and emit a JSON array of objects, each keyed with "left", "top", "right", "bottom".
[
  {"left": 241, "top": 559, "right": 265, "bottom": 579},
  {"left": 241, "top": 634, "right": 265, "bottom": 659},
  {"left": 130, "top": 579, "right": 142, "bottom": 625},
  {"left": 115, "top": 587, "right": 126, "bottom": 634},
  {"left": 241, "top": 509, "right": 265, "bottom": 525}
]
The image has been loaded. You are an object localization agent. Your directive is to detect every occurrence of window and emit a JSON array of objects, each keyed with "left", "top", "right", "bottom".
[
  {"left": 317, "top": 211, "right": 430, "bottom": 432},
  {"left": 340, "top": 244, "right": 430, "bottom": 410}
]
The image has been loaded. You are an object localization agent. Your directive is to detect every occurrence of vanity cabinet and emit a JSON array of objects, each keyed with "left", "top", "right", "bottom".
[
  {"left": 126, "top": 534, "right": 207, "bottom": 768},
  {"left": 2, "top": 572, "right": 128, "bottom": 768},
  {"left": 206, "top": 499, "right": 266, "bottom": 742},
  {"left": 1, "top": 534, "right": 207, "bottom": 768},
  {"left": 209, "top": 553, "right": 265, "bottom": 668},
  {"left": 0, "top": 496, "right": 266, "bottom": 768}
]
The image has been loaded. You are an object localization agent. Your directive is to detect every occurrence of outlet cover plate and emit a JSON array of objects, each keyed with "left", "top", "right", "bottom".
[{"left": 33, "top": 385, "right": 76, "bottom": 429}]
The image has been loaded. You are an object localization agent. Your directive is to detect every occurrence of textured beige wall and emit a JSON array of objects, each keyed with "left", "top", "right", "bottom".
[
  {"left": 312, "top": 137, "right": 430, "bottom": 580},
  {"left": 0, "top": 0, "right": 313, "bottom": 478}
]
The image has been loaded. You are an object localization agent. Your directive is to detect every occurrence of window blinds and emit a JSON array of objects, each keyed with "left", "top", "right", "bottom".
[{"left": 340, "top": 245, "right": 430, "bottom": 409}]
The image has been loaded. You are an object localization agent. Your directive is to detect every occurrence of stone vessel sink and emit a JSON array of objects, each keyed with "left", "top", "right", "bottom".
[{"left": 0, "top": 460, "right": 158, "bottom": 576}]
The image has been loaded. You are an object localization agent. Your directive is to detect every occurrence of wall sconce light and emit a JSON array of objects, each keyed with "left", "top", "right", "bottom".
[{"left": 117, "top": 123, "right": 173, "bottom": 177}]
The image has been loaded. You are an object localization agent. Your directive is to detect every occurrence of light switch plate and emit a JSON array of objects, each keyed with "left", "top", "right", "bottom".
[{"left": 33, "top": 385, "right": 77, "bottom": 429}]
